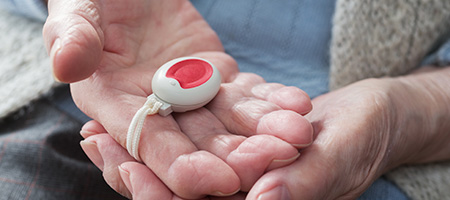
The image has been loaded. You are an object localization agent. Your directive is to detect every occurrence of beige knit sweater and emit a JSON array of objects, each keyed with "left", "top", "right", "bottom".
[{"left": 1, "top": 0, "right": 450, "bottom": 199}]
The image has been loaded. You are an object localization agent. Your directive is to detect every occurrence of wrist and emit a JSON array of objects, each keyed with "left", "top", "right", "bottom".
[{"left": 387, "top": 68, "right": 450, "bottom": 166}]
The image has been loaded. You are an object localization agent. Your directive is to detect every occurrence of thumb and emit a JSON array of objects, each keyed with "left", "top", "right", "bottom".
[{"left": 43, "top": 0, "right": 104, "bottom": 83}]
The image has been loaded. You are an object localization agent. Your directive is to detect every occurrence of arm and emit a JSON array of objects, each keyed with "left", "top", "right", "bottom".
[{"left": 389, "top": 66, "right": 450, "bottom": 166}]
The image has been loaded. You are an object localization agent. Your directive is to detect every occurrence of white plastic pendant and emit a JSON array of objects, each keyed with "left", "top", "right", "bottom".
[
  {"left": 151, "top": 57, "right": 222, "bottom": 116},
  {"left": 126, "top": 57, "right": 221, "bottom": 161}
]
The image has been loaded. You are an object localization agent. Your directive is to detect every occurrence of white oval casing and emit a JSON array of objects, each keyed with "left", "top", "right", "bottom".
[{"left": 151, "top": 57, "right": 221, "bottom": 112}]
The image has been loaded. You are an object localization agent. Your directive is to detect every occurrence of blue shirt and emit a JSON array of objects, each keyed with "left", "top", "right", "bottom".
[{"left": 192, "top": 0, "right": 335, "bottom": 98}]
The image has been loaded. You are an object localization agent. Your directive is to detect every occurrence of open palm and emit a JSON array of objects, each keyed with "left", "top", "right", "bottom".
[{"left": 44, "top": 0, "right": 313, "bottom": 198}]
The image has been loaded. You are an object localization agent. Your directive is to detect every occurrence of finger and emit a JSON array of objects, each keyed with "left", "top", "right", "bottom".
[
  {"left": 245, "top": 151, "right": 330, "bottom": 200},
  {"left": 207, "top": 73, "right": 313, "bottom": 146},
  {"left": 81, "top": 133, "right": 217, "bottom": 200},
  {"left": 80, "top": 120, "right": 106, "bottom": 138},
  {"left": 257, "top": 110, "right": 313, "bottom": 148},
  {"left": 175, "top": 108, "right": 300, "bottom": 192},
  {"left": 43, "top": 0, "right": 104, "bottom": 82},
  {"left": 80, "top": 133, "right": 134, "bottom": 199},
  {"left": 72, "top": 85, "right": 240, "bottom": 199},
  {"left": 81, "top": 133, "right": 182, "bottom": 200},
  {"left": 246, "top": 144, "right": 373, "bottom": 200},
  {"left": 245, "top": 152, "right": 321, "bottom": 200},
  {"left": 119, "top": 162, "right": 174, "bottom": 200},
  {"left": 118, "top": 163, "right": 241, "bottom": 200},
  {"left": 254, "top": 84, "right": 313, "bottom": 115}
]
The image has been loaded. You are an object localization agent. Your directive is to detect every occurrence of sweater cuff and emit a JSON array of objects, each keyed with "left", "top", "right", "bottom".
[{"left": 0, "top": 0, "right": 48, "bottom": 22}]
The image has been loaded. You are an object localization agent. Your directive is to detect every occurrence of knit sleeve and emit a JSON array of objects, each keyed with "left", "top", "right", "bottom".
[{"left": 0, "top": 0, "right": 48, "bottom": 22}]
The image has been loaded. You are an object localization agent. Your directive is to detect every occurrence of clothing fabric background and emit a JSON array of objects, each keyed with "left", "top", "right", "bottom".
[
  {"left": 0, "top": 98, "right": 125, "bottom": 200},
  {"left": 193, "top": 0, "right": 332, "bottom": 98}
]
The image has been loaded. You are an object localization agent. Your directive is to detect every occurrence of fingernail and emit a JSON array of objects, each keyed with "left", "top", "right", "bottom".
[
  {"left": 257, "top": 185, "right": 291, "bottom": 200},
  {"left": 268, "top": 153, "right": 300, "bottom": 171},
  {"left": 212, "top": 187, "right": 240, "bottom": 196},
  {"left": 50, "top": 38, "right": 62, "bottom": 82},
  {"left": 292, "top": 142, "right": 312, "bottom": 148},
  {"left": 119, "top": 164, "right": 133, "bottom": 195},
  {"left": 80, "top": 140, "right": 104, "bottom": 170},
  {"left": 292, "top": 128, "right": 313, "bottom": 148},
  {"left": 80, "top": 130, "right": 96, "bottom": 139},
  {"left": 272, "top": 153, "right": 300, "bottom": 163}
]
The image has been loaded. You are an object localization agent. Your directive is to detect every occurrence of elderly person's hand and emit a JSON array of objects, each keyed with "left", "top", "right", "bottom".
[
  {"left": 246, "top": 67, "right": 450, "bottom": 200},
  {"left": 44, "top": 0, "right": 313, "bottom": 198},
  {"left": 86, "top": 67, "right": 450, "bottom": 199}
]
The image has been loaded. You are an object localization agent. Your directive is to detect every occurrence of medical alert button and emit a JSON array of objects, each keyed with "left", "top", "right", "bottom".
[{"left": 151, "top": 57, "right": 221, "bottom": 116}]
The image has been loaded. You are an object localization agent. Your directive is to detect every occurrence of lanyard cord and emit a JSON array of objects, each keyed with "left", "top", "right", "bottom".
[{"left": 126, "top": 96, "right": 163, "bottom": 161}]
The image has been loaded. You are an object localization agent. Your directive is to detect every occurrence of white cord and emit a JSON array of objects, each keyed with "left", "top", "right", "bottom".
[{"left": 126, "top": 96, "right": 163, "bottom": 161}]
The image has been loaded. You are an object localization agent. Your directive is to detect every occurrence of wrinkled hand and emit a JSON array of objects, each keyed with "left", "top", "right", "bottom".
[
  {"left": 80, "top": 78, "right": 411, "bottom": 200},
  {"left": 246, "top": 78, "right": 419, "bottom": 200},
  {"left": 44, "top": 0, "right": 313, "bottom": 198}
]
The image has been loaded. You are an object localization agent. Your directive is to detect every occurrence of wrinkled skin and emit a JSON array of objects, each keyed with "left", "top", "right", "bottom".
[{"left": 44, "top": 0, "right": 313, "bottom": 199}]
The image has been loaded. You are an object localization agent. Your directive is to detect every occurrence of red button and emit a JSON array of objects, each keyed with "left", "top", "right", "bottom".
[{"left": 166, "top": 59, "right": 213, "bottom": 89}]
